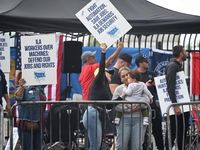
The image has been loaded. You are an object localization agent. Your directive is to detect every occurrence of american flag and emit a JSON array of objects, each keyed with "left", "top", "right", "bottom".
[
  {"left": 44, "top": 34, "right": 64, "bottom": 110},
  {"left": 14, "top": 33, "right": 64, "bottom": 110},
  {"left": 190, "top": 52, "right": 200, "bottom": 95},
  {"left": 14, "top": 32, "right": 22, "bottom": 117},
  {"left": 15, "top": 32, "right": 22, "bottom": 71}
]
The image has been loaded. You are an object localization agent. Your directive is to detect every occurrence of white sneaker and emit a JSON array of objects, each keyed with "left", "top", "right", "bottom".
[
  {"left": 112, "top": 118, "right": 120, "bottom": 124},
  {"left": 143, "top": 117, "right": 149, "bottom": 125}
]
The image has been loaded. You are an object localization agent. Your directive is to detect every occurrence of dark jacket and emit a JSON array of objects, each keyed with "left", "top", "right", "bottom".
[
  {"left": 89, "top": 52, "right": 112, "bottom": 109},
  {"left": 165, "top": 58, "right": 182, "bottom": 103},
  {"left": 0, "top": 69, "right": 8, "bottom": 105}
]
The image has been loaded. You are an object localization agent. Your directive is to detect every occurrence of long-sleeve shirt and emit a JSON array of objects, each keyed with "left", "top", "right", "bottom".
[
  {"left": 112, "top": 84, "right": 144, "bottom": 117},
  {"left": 165, "top": 58, "right": 182, "bottom": 103},
  {"left": 89, "top": 52, "right": 112, "bottom": 109},
  {"left": 123, "top": 82, "right": 153, "bottom": 102}
]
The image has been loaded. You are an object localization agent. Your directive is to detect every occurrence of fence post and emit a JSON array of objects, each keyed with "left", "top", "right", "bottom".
[{"left": 0, "top": 105, "right": 4, "bottom": 150}]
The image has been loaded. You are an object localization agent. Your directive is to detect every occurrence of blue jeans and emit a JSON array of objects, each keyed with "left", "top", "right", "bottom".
[
  {"left": 83, "top": 106, "right": 102, "bottom": 150},
  {"left": 115, "top": 117, "right": 146, "bottom": 150},
  {"left": 18, "top": 128, "right": 42, "bottom": 150}
]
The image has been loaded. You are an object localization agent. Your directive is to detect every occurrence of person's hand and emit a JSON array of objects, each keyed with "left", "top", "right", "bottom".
[
  {"left": 123, "top": 85, "right": 127, "bottom": 88},
  {"left": 124, "top": 104, "right": 130, "bottom": 107},
  {"left": 130, "top": 106, "right": 140, "bottom": 112},
  {"left": 117, "top": 41, "right": 124, "bottom": 50},
  {"left": 18, "top": 78, "right": 26, "bottom": 86},
  {"left": 6, "top": 101, "right": 11, "bottom": 113},
  {"left": 100, "top": 43, "right": 107, "bottom": 53},
  {"left": 174, "top": 105, "right": 182, "bottom": 115},
  {"left": 146, "top": 80, "right": 154, "bottom": 87},
  {"left": 150, "top": 98, "right": 153, "bottom": 104},
  {"left": 120, "top": 92, "right": 126, "bottom": 99}
]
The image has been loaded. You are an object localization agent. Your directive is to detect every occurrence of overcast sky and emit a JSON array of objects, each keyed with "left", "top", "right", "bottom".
[{"left": 147, "top": 0, "right": 200, "bottom": 16}]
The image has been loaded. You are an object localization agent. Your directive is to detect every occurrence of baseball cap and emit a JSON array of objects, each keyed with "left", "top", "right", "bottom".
[
  {"left": 81, "top": 51, "right": 96, "bottom": 62},
  {"left": 118, "top": 53, "right": 133, "bottom": 65},
  {"left": 94, "top": 68, "right": 114, "bottom": 76},
  {"left": 135, "top": 54, "right": 148, "bottom": 66}
]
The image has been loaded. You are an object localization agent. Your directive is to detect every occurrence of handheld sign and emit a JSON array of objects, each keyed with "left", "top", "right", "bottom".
[
  {"left": 0, "top": 36, "right": 10, "bottom": 72},
  {"left": 21, "top": 34, "right": 57, "bottom": 85},
  {"left": 154, "top": 71, "right": 190, "bottom": 116},
  {"left": 76, "top": 0, "right": 132, "bottom": 48}
]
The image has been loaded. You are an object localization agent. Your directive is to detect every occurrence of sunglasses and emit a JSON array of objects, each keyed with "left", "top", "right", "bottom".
[{"left": 121, "top": 73, "right": 128, "bottom": 78}]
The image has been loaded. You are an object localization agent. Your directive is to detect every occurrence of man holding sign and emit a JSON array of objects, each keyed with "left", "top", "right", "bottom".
[
  {"left": 79, "top": 41, "right": 124, "bottom": 101},
  {"left": 165, "top": 45, "right": 190, "bottom": 150}
]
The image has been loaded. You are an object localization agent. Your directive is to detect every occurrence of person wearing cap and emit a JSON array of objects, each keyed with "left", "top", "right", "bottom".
[
  {"left": 79, "top": 41, "right": 124, "bottom": 101},
  {"left": 135, "top": 54, "right": 164, "bottom": 150},
  {"left": 82, "top": 43, "right": 115, "bottom": 150},
  {"left": 109, "top": 52, "right": 133, "bottom": 94}
]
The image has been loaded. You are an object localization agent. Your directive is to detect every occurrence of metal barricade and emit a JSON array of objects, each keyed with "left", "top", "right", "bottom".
[
  {"left": 0, "top": 105, "right": 4, "bottom": 150},
  {"left": 165, "top": 101, "right": 200, "bottom": 150},
  {"left": 8, "top": 100, "right": 152, "bottom": 150}
]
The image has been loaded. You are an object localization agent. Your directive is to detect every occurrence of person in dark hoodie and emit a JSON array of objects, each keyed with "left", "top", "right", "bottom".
[
  {"left": 165, "top": 45, "right": 190, "bottom": 150},
  {"left": 82, "top": 43, "right": 114, "bottom": 150}
]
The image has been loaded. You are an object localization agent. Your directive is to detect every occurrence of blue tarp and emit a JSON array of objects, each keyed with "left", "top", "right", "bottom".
[{"left": 60, "top": 47, "right": 150, "bottom": 99}]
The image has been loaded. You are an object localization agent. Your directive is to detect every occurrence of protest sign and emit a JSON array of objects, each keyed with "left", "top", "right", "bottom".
[
  {"left": 5, "top": 127, "right": 19, "bottom": 150},
  {"left": 0, "top": 36, "right": 10, "bottom": 72},
  {"left": 21, "top": 34, "right": 57, "bottom": 85},
  {"left": 76, "top": 0, "right": 132, "bottom": 48},
  {"left": 154, "top": 71, "right": 190, "bottom": 116}
]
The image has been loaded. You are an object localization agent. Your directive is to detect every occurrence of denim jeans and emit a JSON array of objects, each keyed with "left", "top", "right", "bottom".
[
  {"left": 115, "top": 117, "right": 146, "bottom": 150},
  {"left": 83, "top": 106, "right": 102, "bottom": 150},
  {"left": 18, "top": 128, "right": 41, "bottom": 150}
]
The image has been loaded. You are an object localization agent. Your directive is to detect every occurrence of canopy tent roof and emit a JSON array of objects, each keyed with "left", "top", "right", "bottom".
[{"left": 0, "top": 0, "right": 200, "bottom": 35}]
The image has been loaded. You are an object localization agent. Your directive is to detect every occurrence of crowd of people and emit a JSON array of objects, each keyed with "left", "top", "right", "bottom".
[
  {"left": 80, "top": 42, "right": 189, "bottom": 150},
  {"left": 0, "top": 42, "right": 190, "bottom": 150}
]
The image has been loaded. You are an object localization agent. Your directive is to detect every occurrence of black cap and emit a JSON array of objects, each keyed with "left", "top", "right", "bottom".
[
  {"left": 135, "top": 54, "right": 148, "bottom": 67},
  {"left": 118, "top": 53, "right": 133, "bottom": 65}
]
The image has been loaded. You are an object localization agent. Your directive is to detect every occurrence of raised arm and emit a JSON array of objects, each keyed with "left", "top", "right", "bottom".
[
  {"left": 105, "top": 41, "right": 123, "bottom": 68},
  {"left": 97, "top": 43, "right": 107, "bottom": 78}
]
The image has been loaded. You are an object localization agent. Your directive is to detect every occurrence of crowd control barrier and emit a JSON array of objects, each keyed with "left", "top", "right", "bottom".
[
  {"left": 8, "top": 100, "right": 152, "bottom": 150},
  {"left": 0, "top": 105, "right": 4, "bottom": 150},
  {"left": 165, "top": 101, "right": 200, "bottom": 150}
]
